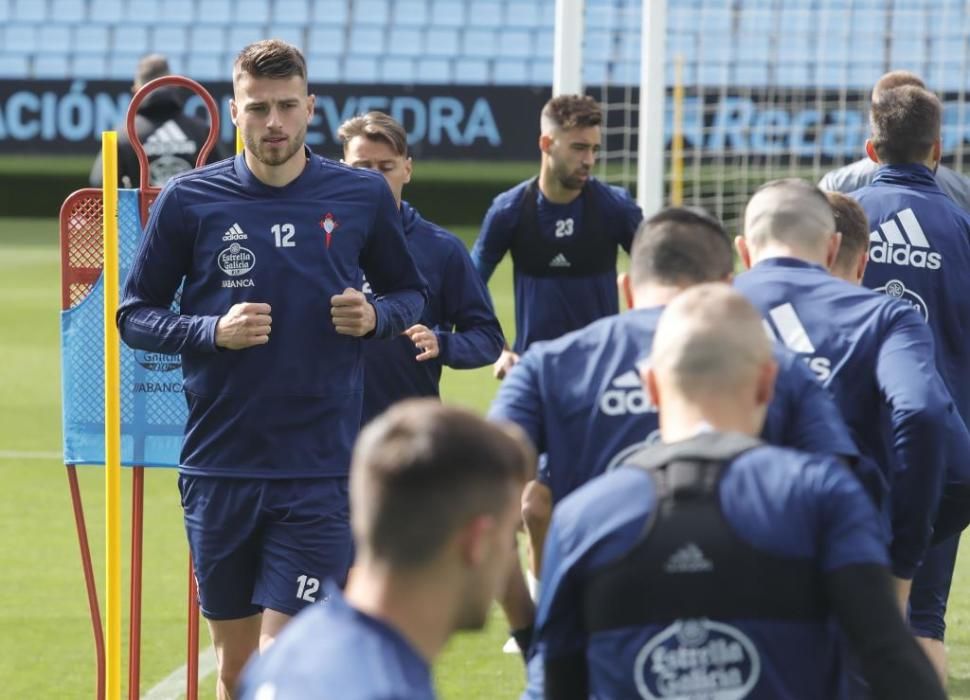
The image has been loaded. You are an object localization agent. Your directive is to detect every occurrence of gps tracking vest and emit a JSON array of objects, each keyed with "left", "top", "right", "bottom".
[
  {"left": 582, "top": 433, "right": 827, "bottom": 700},
  {"left": 510, "top": 177, "right": 617, "bottom": 277}
]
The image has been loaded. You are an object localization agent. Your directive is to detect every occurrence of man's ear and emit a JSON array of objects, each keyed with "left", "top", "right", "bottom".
[
  {"left": 735, "top": 235, "right": 753, "bottom": 270},
  {"left": 404, "top": 156, "right": 414, "bottom": 186},
  {"left": 642, "top": 364, "right": 660, "bottom": 409},
  {"left": 618, "top": 273, "right": 633, "bottom": 310},
  {"left": 755, "top": 359, "right": 778, "bottom": 408},
  {"left": 457, "top": 514, "right": 496, "bottom": 569},
  {"left": 539, "top": 133, "right": 553, "bottom": 155},
  {"left": 306, "top": 93, "right": 316, "bottom": 121},
  {"left": 825, "top": 231, "right": 843, "bottom": 270},
  {"left": 855, "top": 251, "right": 869, "bottom": 285},
  {"left": 865, "top": 139, "right": 880, "bottom": 164},
  {"left": 230, "top": 98, "right": 238, "bottom": 127},
  {"left": 932, "top": 139, "right": 942, "bottom": 168}
]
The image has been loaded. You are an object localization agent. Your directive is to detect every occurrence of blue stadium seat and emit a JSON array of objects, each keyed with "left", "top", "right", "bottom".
[
  {"left": 310, "top": 0, "right": 349, "bottom": 26},
  {"left": 307, "top": 27, "right": 346, "bottom": 56},
  {"left": 429, "top": 0, "right": 465, "bottom": 27},
  {"left": 665, "top": 59, "right": 696, "bottom": 87},
  {"left": 34, "top": 53, "right": 71, "bottom": 78},
  {"left": 391, "top": 0, "right": 428, "bottom": 27},
  {"left": 268, "top": 24, "right": 307, "bottom": 51},
  {"left": 423, "top": 28, "right": 459, "bottom": 57},
  {"left": 528, "top": 58, "right": 552, "bottom": 86},
  {"left": 666, "top": 5, "right": 696, "bottom": 33},
  {"left": 380, "top": 56, "right": 416, "bottom": 83},
  {"left": 889, "top": 7, "right": 925, "bottom": 40},
  {"left": 506, "top": 1, "right": 540, "bottom": 29},
  {"left": 12, "top": 0, "right": 46, "bottom": 21},
  {"left": 74, "top": 25, "right": 110, "bottom": 54},
  {"left": 0, "top": 53, "right": 29, "bottom": 77},
  {"left": 113, "top": 24, "right": 149, "bottom": 55},
  {"left": 72, "top": 54, "right": 108, "bottom": 78},
  {"left": 274, "top": 0, "right": 310, "bottom": 26},
  {"left": 235, "top": 0, "right": 271, "bottom": 25},
  {"left": 152, "top": 26, "right": 189, "bottom": 54},
  {"left": 462, "top": 29, "right": 496, "bottom": 58},
  {"left": 349, "top": 26, "right": 385, "bottom": 57},
  {"left": 847, "top": 61, "right": 883, "bottom": 90},
  {"left": 890, "top": 37, "right": 926, "bottom": 75},
  {"left": 37, "top": 25, "right": 73, "bottom": 54},
  {"left": 0, "top": 0, "right": 11, "bottom": 23},
  {"left": 186, "top": 53, "right": 226, "bottom": 81},
  {"left": 698, "top": 7, "right": 731, "bottom": 34},
  {"left": 697, "top": 31, "right": 731, "bottom": 86},
  {"left": 453, "top": 57, "right": 489, "bottom": 83},
  {"left": 666, "top": 32, "right": 694, "bottom": 64},
  {"left": 157, "top": 0, "right": 195, "bottom": 24},
  {"left": 352, "top": 0, "right": 390, "bottom": 26},
  {"left": 582, "top": 60, "right": 608, "bottom": 85},
  {"left": 734, "top": 62, "right": 768, "bottom": 87},
  {"left": 387, "top": 27, "right": 423, "bottom": 57},
  {"left": 928, "top": 38, "right": 965, "bottom": 91},
  {"left": 931, "top": 4, "right": 965, "bottom": 39},
  {"left": 196, "top": 0, "right": 232, "bottom": 25},
  {"left": 467, "top": 0, "right": 503, "bottom": 29},
  {"left": 538, "top": 0, "right": 555, "bottom": 28},
  {"left": 124, "top": 0, "right": 159, "bottom": 23},
  {"left": 616, "top": 30, "right": 640, "bottom": 63},
  {"left": 190, "top": 26, "right": 228, "bottom": 56},
  {"left": 228, "top": 26, "right": 266, "bottom": 52},
  {"left": 344, "top": 56, "right": 380, "bottom": 83},
  {"left": 534, "top": 28, "right": 553, "bottom": 58},
  {"left": 50, "top": 0, "right": 85, "bottom": 23},
  {"left": 585, "top": 3, "right": 616, "bottom": 32},
  {"left": 738, "top": 7, "right": 774, "bottom": 35},
  {"left": 2, "top": 24, "right": 37, "bottom": 53},
  {"left": 416, "top": 57, "right": 451, "bottom": 83},
  {"left": 584, "top": 30, "right": 614, "bottom": 63},
  {"left": 306, "top": 53, "right": 341, "bottom": 82},
  {"left": 611, "top": 61, "right": 639, "bottom": 86},
  {"left": 497, "top": 29, "right": 533, "bottom": 58},
  {"left": 109, "top": 52, "right": 143, "bottom": 80},
  {"left": 492, "top": 58, "right": 527, "bottom": 85},
  {"left": 89, "top": 0, "right": 124, "bottom": 23}
]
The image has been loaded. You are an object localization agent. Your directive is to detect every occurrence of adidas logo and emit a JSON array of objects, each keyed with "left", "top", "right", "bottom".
[
  {"left": 763, "top": 303, "right": 832, "bottom": 382},
  {"left": 599, "top": 369, "right": 656, "bottom": 416},
  {"left": 664, "top": 543, "right": 714, "bottom": 574},
  {"left": 144, "top": 120, "right": 196, "bottom": 157},
  {"left": 869, "top": 208, "right": 942, "bottom": 270},
  {"left": 222, "top": 223, "right": 247, "bottom": 241},
  {"left": 549, "top": 253, "right": 571, "bottom": 268}
]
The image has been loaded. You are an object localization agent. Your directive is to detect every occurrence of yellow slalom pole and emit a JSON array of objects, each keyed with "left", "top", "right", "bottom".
[
  {"left": 236, "top": 128, "right": 244, "bottom": 155},
  {"left": 102, "top": 130, "right": 122, "bottom": 700},
  {"left": 671, "top": 55, "right": 685, "bottom": 206}
]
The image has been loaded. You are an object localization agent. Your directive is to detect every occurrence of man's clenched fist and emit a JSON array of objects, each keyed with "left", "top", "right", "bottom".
[
  {"left": 215, "top": 302, "right": 272, "bottom": 350},
  {"left": 332, "top": 288, "right": 377, "bottom": 337}
]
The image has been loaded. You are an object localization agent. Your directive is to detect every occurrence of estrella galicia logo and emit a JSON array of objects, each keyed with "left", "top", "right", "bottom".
[
  {"left": 634, "top": 619, "right": 761, "bottom": 699},
  {"left": 876, "top": 278, "right": 929, "bottom": 322},
  {"left": 134, "top": 350, "right": 181, "bottom": 372},
  {"left": 217, "top": 243, "right": 256, "bottom": 277}
]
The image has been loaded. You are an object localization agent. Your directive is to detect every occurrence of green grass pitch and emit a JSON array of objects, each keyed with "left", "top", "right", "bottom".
[{"left": 2, "top": 216, "right": 970, "bottom": 698}]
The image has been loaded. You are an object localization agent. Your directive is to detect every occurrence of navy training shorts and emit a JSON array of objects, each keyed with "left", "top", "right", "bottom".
[{"left": 179, "top": 475, "right": 352, "bottom": 620}]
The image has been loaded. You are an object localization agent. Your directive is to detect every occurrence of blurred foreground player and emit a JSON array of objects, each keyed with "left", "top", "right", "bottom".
[
  {"left": 90, "top": 53, "right": 230, "bottom": 188},
  {"left": 117, "top": 40, "right": 426, "bottom": 698},
  {"left": 238, "top": 400, "right": 534, "bottom": 700},
  {"left": 339, "top": 111, "right": 504, "bottom": 424},
  {"left": 828, "top": 190, "right": 966, "bottom": 685},
  {"left": 527, "top": 284, "right": 945, "bottom": 700},
  {"left": 470, "top": 94, "right": 642, "bottom": 378}
]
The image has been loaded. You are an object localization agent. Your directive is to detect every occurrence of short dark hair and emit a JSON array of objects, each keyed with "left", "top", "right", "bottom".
[
  {"left": 136, "top": 54, "right": 170, "bottom": 86},
  {"left": 542, "top": 94, "right": 603, "bottom": 131},
  {"left": 826, "top": 192, "right": 870, "bottom": 271},
  {"left": 869, "top": 85, "right": 941, "bottom": 164},
  {"left": 338, "top": 111, "right": 409, "bottom": 157},
  {"left": 350, "top": 400, "right": 535, "bottom": 569},
  {"left": 233, "top": 39, "right": 306, "bottom": 83},
  {"left": 871, "top": 70, "right": 925, "bottom": 101},
  {"left": 629, "top": 207, "right": 733, "bottom": 287}
]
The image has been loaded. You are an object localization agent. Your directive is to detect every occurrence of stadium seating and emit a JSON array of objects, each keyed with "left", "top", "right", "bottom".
[{"left": 0, "top": 0, "right": 968, "bottom": 90}]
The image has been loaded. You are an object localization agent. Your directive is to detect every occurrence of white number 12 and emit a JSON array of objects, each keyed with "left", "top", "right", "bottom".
[
  {"left": 296, "top": 574, "right": 319, "bottom": 602},
  {"left": 272, "top": 223, "right": 296, "bottom": 248}
]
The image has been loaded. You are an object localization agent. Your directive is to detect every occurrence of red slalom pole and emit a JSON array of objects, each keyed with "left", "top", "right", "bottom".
[
  {"left": 187, "top": 556, "right": 200, "bottom": 700},
  {"left": 67, "top": 465, "right": 106, "bottom": 700},
  {"left": 127, "top": 467, "right": 145, "bottom": 700}
]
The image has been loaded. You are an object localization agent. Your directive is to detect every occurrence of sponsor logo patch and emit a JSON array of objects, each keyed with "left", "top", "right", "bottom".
[
  {"left": 876, "top": 278, "right": 929, "bottom": 322},
  {"left": 133, "top": 350, "right": 181, "bottom": 372},
  {"left": 868, "top": 208, "right": 942, "bottom": 270},
  {"left": 218, "top": 242, "right": 256, "bottom": 277}
]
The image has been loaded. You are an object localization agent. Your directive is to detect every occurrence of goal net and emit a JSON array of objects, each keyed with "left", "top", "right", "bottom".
[{"left": 574, "top": 0, "right": 970, "bottom": 231}]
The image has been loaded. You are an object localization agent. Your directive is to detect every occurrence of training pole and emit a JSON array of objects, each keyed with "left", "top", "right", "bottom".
[
  {"left": 102, "top": 131, "right": 122, "bottom": 700},
  {"left": 670, "top": 55, "right": 685, "bottom": 206}
]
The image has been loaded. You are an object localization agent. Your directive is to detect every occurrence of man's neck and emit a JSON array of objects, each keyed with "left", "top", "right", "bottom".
[
  {"left": 538, "top": 166, "right": 582, "bottom": 204},
  {"left": 245, "top": 148, "right": 307, "bottom": 188},
  {"left": 659, "top": 398, "right": 759, "bottom": 443},
  {"left": 750, "top": 244, "right": 827, "bottom": 269},
  {"left": 343, "top": 560, "right": 454, "bottom": 664},
  {"left": 632, "top": 284, "right": 688, "bottom": 310}
]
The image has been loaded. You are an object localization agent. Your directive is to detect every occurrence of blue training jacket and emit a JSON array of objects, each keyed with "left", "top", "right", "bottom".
[
  {"left": 853, "top": 163, "right": 970, "bottom": 429},
  {"left": 735, "top": 258, "right": 956, "bottom": 578},
  {"left": 489, "top": 306, "right": 861, "bottom": 503},
  {"left": 360, "top": 202, "right": 504, "bottom": 424},
  {"left": 117, "top": 151, "right": 427, "bottom": 479},
  {"left": 470, "top": 177, "right": 642, "bottom": 353}
]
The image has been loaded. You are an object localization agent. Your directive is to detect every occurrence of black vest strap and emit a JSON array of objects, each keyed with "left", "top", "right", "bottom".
[
  {"left": 583, "top": 432, "right": 828, "bottom": 633},
  {"left": 509, "top": 177, "right": 618, "bottom": 278}
]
